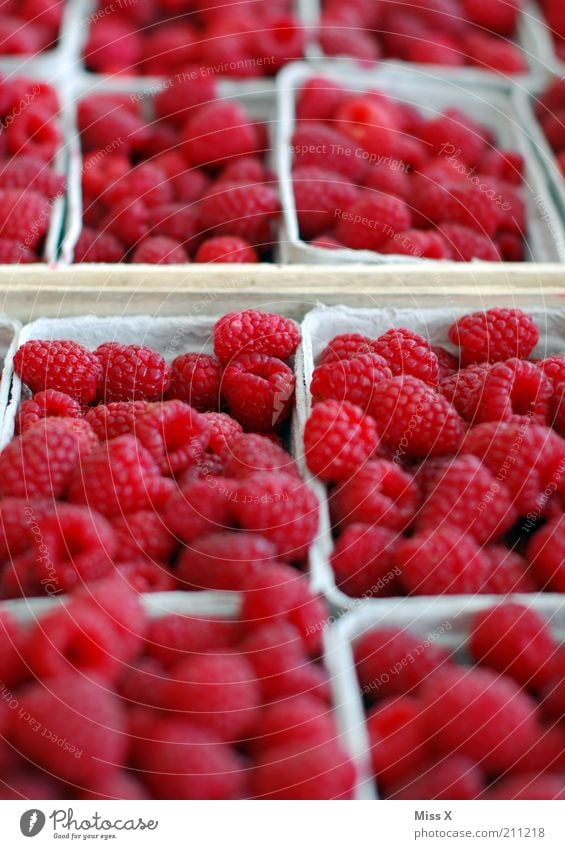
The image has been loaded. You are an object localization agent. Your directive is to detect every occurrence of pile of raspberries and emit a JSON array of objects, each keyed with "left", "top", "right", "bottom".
[
  {"left": 76, "top": 90, "right": 280, "bottom": 263},
  {"left": 538, "top": 0, "right": 565, "bottom": 61},
  {"left": 318, "top": 0, "right": 527, "bottom": 73},
  {"left": 534, "top": 77, "right": 565, "bottom": 178},
  {"left": 292, "top": 77, "right": 526, "bottom": 261},
  {"left": 0, "top": 0, "right": 63, "bottom": 57},
  {"left": 84, "top": 0, "right": 304, "bottom": 77},
  {"left": 304, "top": 307, "right": 565, "bottom": 598},
  {"left": 0, "top": 309, "right": 325, "bottom": 600},
  {"left": 356, "top": 602, "right": 565, "bottom": 799},
  {"left": 0, "top": 77, "right": 63, "bottom": 263},
  {"left": 0, "top": 576, "right": 356, "bottom": 799}
]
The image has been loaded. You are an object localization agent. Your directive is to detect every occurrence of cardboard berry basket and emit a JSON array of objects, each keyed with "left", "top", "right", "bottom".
[
  {"left": 275, "top": 61, "right": 565, "bottom": 265},
  {"left": 0, "top": 317, "right": 21, "bottom": 437},
  {"left": 518, "top": 2, "right": 565, "bottom": 78},
  {"left": 322, "top": 593, "right": 565, "bottom": 801},
  {"left": 297, "top": 303, "right": 565, "bottom": 609},
  {"left": 297, "top": 0, "right": 548, "bottom": 88}
]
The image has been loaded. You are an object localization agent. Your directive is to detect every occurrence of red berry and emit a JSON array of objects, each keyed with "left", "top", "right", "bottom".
[
  {"left": 177, "top": 531, "right": 277, "bottom": 592},
  {"left": 335, "top": 194, "right": 412, "bottom": 252},
  {"left": 96, "top": 342, "right": 171, "bottom": 402},
  {"left": 372, "top": 328, "right": 440, "bottom": 385},
  {"left": 195, "top": 236, "right": 258, "bottom": 263},
  {"left": 16, "top": 389, "right": 81, "bottom": 433},
  {"left": 292, "top": 165, "right": 360, "bottom": 239},
  {"left": 14, "top": 339, "right": 102, "bottom": 403},
  {"left": 181, "top": 101, "right": 259, "bottom": 169},
  {"left": 474, "top": 359, "right": 552, "bottom": 424},
  {"left": 304, "top": 400, "right": 380, "bottom": 482},
  {"left": 221, "top": 353, "right": 295, "bottom": 432},
  {"left": 252, "top": 740, "right": 356, "bottom": 799},
  {"left": 448, "top": 308, "right": 539, "bottom": 364},
  {"left": 85, "top": 400, "right": 152, "bottom": 441},
  {"left": 222, "top": 432, "right": 298, "bottom": 479},
  {"left": 527, "top": 515, "right": 565, "bottom": 592},
  {"left": 331, "top": 523, "right": 398, "bottom": 598},
  {"left": 330, "top": 459, "right": 418, "bottom": 530},
  {"left": 439, "top": 224, "right": 500, "bottom": 261},
  {"left": 134, "top": 400, "right": 209, "bottom": 475},
  {"left": 310, "top": 353, "right": 392, "bottom": 410},
  {"left": 213, "top": 309, "right": 300, "bottom": 365},
  {"left": 131, "top": 236, "right": 189, "bottom": 264},
  {"left": 146, "top": 613, "right": 237, "bottom": 668},
  {"left": 367, "top": 696, "right": 427, "bottom": 789},
  {"left": 388, "top": 755, "right": 484, "bottom": 800},
  {"left": 199, "top": 180, "right": 279, "bottom": 246}
]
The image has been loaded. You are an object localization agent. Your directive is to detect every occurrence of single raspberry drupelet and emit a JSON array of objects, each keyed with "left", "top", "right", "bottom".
[
  {"left": 394, "top": 528, "right": 492, "bottom": 595},
  {"left": 372, "top": 328, "right": 440, "bottom": 385},
  {"left": 330, "top": 459, "right": 418, "bottom": 530},
  {"left": 304, "top": 400, "right": 380, "bottom": 482},
  {"left": 310, "top": 353, "right": 392, "bottom": 410},
  {"left": 221, "top": 353, "right": 295, "bottom": 432},
  {"left": 96, "top": 342, "right": 171, "bottom": 402},
  {"left": 14, "top": 339, "right": 102, "bottom": 403},
  {"left": 448, "top": 308, "right": 539, "bottom": 364},
  {"left": 213, "top": 309, "right": 300, "bottom": 365}
]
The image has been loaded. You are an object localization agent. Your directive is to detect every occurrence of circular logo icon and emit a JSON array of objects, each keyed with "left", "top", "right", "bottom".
[{"left": 20, "top": 810, "right": 46, "bottom": 837}]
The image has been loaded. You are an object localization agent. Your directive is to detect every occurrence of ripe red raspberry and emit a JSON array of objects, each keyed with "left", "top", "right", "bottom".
[
  {"left": 11, "top": 674, "right": 127, "bottom": 784},
  {"left": 405, "top": 34, "right": 465, "bottom": 67},
  {"left": 134, "top": 400, "right": 209, "bottom": 475},
  {"left": 84, "top": 18, "right": 142, "bottom": 74},
  {"left": 222, "top": 432, "right": 298, "bottom": 478},
  {"left": 73, "top": 227, "right": 124, "bottom": 263},
  {"left": 14, "top": 339, "right": 102, "bottom": 403},
  {"left": 214, "top": 309, "right": 300, "bottom": 365},
  {"left": 291, "top": 123, "right": 368, "bottom": 183},
  {"left": 465, "top": 30, "right": 527, "bottom": 73},
  {"left": 6, "top": 104, "right": 61, "bottom": 162},
  {"left": 296, "top": 76, "right": 349, "bottom": 121},
  {"left": 0, "top": 418, "right": 95, "bottom": 500},
  {"left": 78, "top": 772, "right": 151, "bottom": 801},
  {"left": 131, "top": 236, "right": 189, "bottom": 265},
  {"left": 142, "top": 22, "right": 198, "bottom": 75},
  {"left": 484, "top": 545, "right": 536, "bottom": 594},
  {"left": 0, "top": 610, "right": 26, "bottom": 687},
  {"left": 469, "top": 603, "right": 555, "bottom": 692},
  {"left": 474, "top": 359, "right": 552, "bottom": 424},
  {"left": 395, "top": 527, "right": 492, "bottom": 595},
  {"left": 364, "top": 160, "right": 410, "bottom": 200},
  {"left": 438, "top": 224, "right": 500, "bottom": 261},
  {"left": 487, "top": 774, "right": 565, "bottom": 800},
  {"left": 527, "top": 515, "right": 565, "bottom": 592},
  {"left": 171, "top": 169, "right": 210, "bottom": 204},
  {"left": 354, "top": 626, "right": 451, "bottom": 700},
  {"left": 134, "top": 717, "right": 248, "bottom": 800},
  {"left": 539, "top": 355, "right": 565, "bottom": 388},
  {"left": 0, "top": 155, "right": 64, "bottom": 199},
  {"left": 304, "top": 400, "right": 380, "bottom": 482},
  {"left": 448, "top": 308, "right": 539, "bottom": 364},
  {"left": 148, "top": 202, "right": 201, "bottom": 252},
  {"left": 204, "top": 413, "right": 243, "bottom": 459},
  {"left": 420, "top": 666, "right": 539, "bottom": 774},
  {"left": 233, "top": 472, "right": 319, "bottom": 562},
  {"left": 292, "top": 165, "right": 360, "bottom": 239},
  {"left": 199, "top": 181, "right": 276, "bottom": 247},
  {"left": 146, "top": 613, "right": 237, "bottom": 668},
  {"left": 330, "top": 523, "right": 398, "bottom": 598},
  {"left": 221, "top": 353, "right": 295, "bottom": 432},
  {"left": 415, "top": 455, "right": 517, "bottom": 543},
  {"left": 153, "top": 69, "right": 217, "bottom": 128},
  {"left": 463, "top": 0, "right": 520, "bottom": 36},
  {"left": 103, "top": 199, "right": 151, "bottom": 249},
  {"left": 372, "top": 328, "right": 440, "bottom": 385},
  {"left": 440, "top": 183, "right": 503, "bottom": 237},
  {"left": 163, "top": 653, "right": 260, "bottom": 741},
  {"left": 541, "top": 647, "right": 565, "bottom": 722},
  {"left": 111, "top": 510, "right": 176, "bottom": 562},
  {"left": 369, "top": 376, "right": 466, "bottom": 458},
  {"left": 330, "top": 459, "right": 418, "bottom": 530},
  {"left": 440, "top": 362, "right": 492, "bottom": 421},
  {"left": 70, "top": 573, "right": 148, "bottom": 656},
  {"left": 381, "top": 229, "right": 452, "bottom": 260},
  {"left": 432, "top": 346, "right": 459, "bottom": 380},
  {"left": 388, "top": 755, "right": 484, "bottom": 800},
  {"left": 68, "top": 434, "right": 172, "bottom": 516},
  {"left": 367, "top": 696, "right": 428, "bottom": 789},
  {"left": 166, "top": 352, "right": 221, "bottom": 412},
  {"left": 85, "top": 401, "right": 152, "bottom": 441},
  {"left": 335, "top": 194, "right": 412, "bottom": 252},
  {"left": 95, "top": 342, "right": 171, "bottom": 402},
  {"left": 419, "top": 111, "right": 486, "bottom": 167},
  {"left": 177, "top": 531, "right": 277, "bottom": 592},
  {"left": 318, "top": 333, "right": 374, "bottom": 365},
  {"left": 218, "top": 156, "right": 269, "bottom": 185},
  {"left": 252, "top": 740, "right": 356, "bottom": 799},
  {"left": 0, "top": 189, "right": 51, "bottom": 247},
  {"left": 334, "top": 97, "right": 400, "bottom": 161},
  {"left": 310, "top": 353, "right": 392, "bottom": 410},
  {"left": 462, "top": 419, "right": 565, "bottom": 514},
  {"left": 16, "top": 389, "right": 81, "bottom": 433},
  {"left": 181, "top": 101, "right": 260, "bottom": 169},
  {"left": 250, "top": 695, "right": 336, "bottom": 756},
  {"left": 162, "top": 478, "right": 235, "bottom": 545},
  {"left": 104, "top": 162, "right": 172, "bottom": 209},
  {"left": 319, "top": 15, "right": 380, "bottom": 61},
  {"left": 195, "top": 236, "right": 259, "bottom": 263}
]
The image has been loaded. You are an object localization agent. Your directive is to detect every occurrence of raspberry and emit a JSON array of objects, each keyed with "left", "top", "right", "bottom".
[
  {"left": 0, "top": 418, "right": 95, "bottom": 500},
  {"left": 252, "top": 741, "right": 356, "bottom": 799},
  {"left": 432, "top": 346, "right": 459, "bottom": 380},
  {"left": 527, "top": 515, "right": 565, "bottom": 592},
  {"left": 149, "top": 202, "right": 202, "bottom": 252},
  {"left": 0, "top": 611, "right": 26, "bottom": 687},
  {"left": 395, "top": 527, "right": 492, "bottom": 595},
  {"left": 388, "top": 756, "right": 484, "bottom": 800},
  {"left": 330, "top": 459, "right": 418, "bottom": 531},
  {"left": 372, "top": 328, "right": 440, "bottom": 385},
  {"left": 14, "top": 339, "right": 102, "bottom": 402},
  {"left": 131, "top": 236, "right": 189, "bottom": 264},
  {"left": 84, "top": 19, "right": 142, "bottom": 74},
  {"left": 462, "top": 419, "right": 565, "bottom": 514},
  {"left": 474, "top": 359, "right": 552, "bottom": 424},
  {"left": 369, "top": 376, "right": 466, "bottom": 458},
  {"left": 78, "top": 772, "right": 151, "bottom": 801},
  {"left": 291, "top": 123, "right": 368, "bottom": 183},
  {"left": 134, "top": 718, "right": 248, "bottom": 800},
  {"left": 292, "top": 165, "right": 360, "bottom": 239},
  {"left": 330, "top": 523, "right": 398, "bottom": 598},
  {"left": 304, "top": 400, "right": 380, "bottom": 482},
  {"left": 163, "top": 653, "right": 260, "bottom": 741},
  {"left": 465, "top": 30, "right": 527, "bottom": 73},
  {"left": 117, "top": 558, "right": 175, "bottom": 593},
  {"left": 177, "top": 531, "right": 277, "bottom": 592},
  {"left": 195, "top": 236, "right": 259, "bottom": 263},
  {"left": 448, "top": 308, "right": 539, "bottom": 364},
  {"left": 367, "top": 696, "right": 427, "bottom": 789},
  {"left": 415, "top": 455, "right": 517, "bottom": 543},
  {"left": 96, "top": 342, "right": 171, "bottom": 402},
  {"left": 154, "top": 69, "right": 217, "bottom": 128},
  {"left": 296, "top": 76, "right": 349, "bottom": 121},
  {"left": 440, "top": 362, "right": 492, "bottom": 420},
  {"left": 539, "top": 355, "right": 565, "bottom": 388},
  {"left": 146, "top": 614, "right": 237, "bottom": 668},
  {"left": 111, "top": 510, "right": 176, "bottom": 562},
  {"left": 104, "top": 162, "right": 172, "bottom": 208},
  {"left": 214, "top": 310, "right": 300, "bottom": 365},
  {"left": 541, "top": 647, "right": 565, "bottom": 721},
  {"left": 420, "top": 666, "right": 540, "bottom": 774},
  {"left": 440, "top": 183, "right": 503, "bottom": 237},
  {"left": 171, "top": 169, "right": 210, "bottom": 204},
  {"left": 469, "top": 603, "right": 555, "bottom": 692},
  {"left": 420, "top": 111, "right": 486, "bottom": 166},
  {"left": 310, "top": 353, "right": 392, "bottom": 410},
  {"left": 0, "top": 155, "right": 64, "bottom": 199},
  {"left": 181, "top": 102, "right": 260, "bottom": 169},
  {"left": 484, "top": 545, "right": 536, "bottom": 594},
  {"left": 405, "top": 35, "right": 465, "bottom": 66},
  {"left": 221, "top": 353, "right": 295, "bottom": 432},
  {"left": 354, "top": 626, "right": 451, "bottom": 700},
  {"left": 134, "top": 400, "right": 209, "bottom": 475},
  {"left": 438, "top": 224, "right": 500, "bottom": 261},
  {"left": 103, "top": 199, "right": 151, "bottom": 248},
  {"left": 162, "top": 478, "right": 235, "bottom": 545},
  {"left": 233, "top": 473, "right": 319, "bottom": 562},
  {"left": 69, "top": 573, "right": 148, "bottom": 655},
  {"left": 334, "top": 97, "right": 400, "bottom": 161},
  {"left": 251, "top": 696, "right": 336, "bottom": 756},
  {"left": 85, "top": 401, "right": 152, "bottom": 441},
  {"left": 6, "top": 105, "right": 61, "bottom": 162},
  {"left": 319, "top": 16, "right": 380, "bottom": 61},
  {"left": 68, "top": 434, "right": 172, "bottom": 517},
  {"left": 222, "top": 432, "right": 297, "bottom": 479},
  {"left": 335, "top": 194, "right": 411, "bottom": 252},
  {"left": 0, "top": 771, "right": 63, "bottom": 800},
  {"left": 318, "top": 333, "right": 374, "bottom": 365},
  {"left": 463, "top": 0, "right": 520, "bottom": 36},
  {"left": 487, "top": 774, "right": 565, "bottom": 800},
  {"left": 218, "top": 156, "right": 268, "bottom": 185},
  {"left": 381, "top": 229, "right": 452, "bottom": 259},
  {"left": 11, "top": 674, "right": 127, "bottom": 784},
  {"left": 16, "top": 389, "right": 81, "bottom": 433},
  {"left": 364, "top": 160, "right": 410, "bottom": 200},
  {"left": 166, "top": 352, "right": 221, "bottom": 412}
]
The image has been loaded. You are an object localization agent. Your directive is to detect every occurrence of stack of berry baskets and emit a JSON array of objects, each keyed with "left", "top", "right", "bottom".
[
  {"left": 276, "top": 61, "right": 565, "bottom": 264},
  {"left": 300, "top": 0, "right": 547, "bottom": 86},
  {"left": 324, "top": 594, "right": 565, "bottom": 800},
  {"left": 59, "top": 75, "right": 281, "bottom": 265}
]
